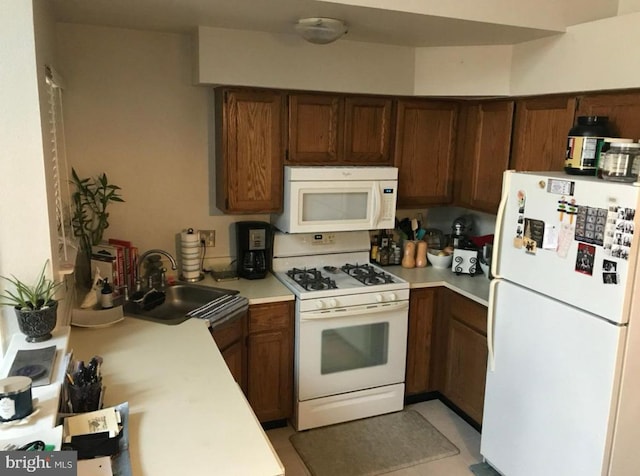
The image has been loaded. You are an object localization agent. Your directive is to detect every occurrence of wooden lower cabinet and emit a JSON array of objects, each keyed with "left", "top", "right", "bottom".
[
  {"left": 210, "top": 311, "right": 247, "bottom": 393},
  {"left": 247, "top": 301, "right": 294, "bottom": 423},
  {"left": 441, "top": 289, "right": 488, "bottom": 426},
  {"left": 405, "top": 288, "right": 438, "bottom": 395}
]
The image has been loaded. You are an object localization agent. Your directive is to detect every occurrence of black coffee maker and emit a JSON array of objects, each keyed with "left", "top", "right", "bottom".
[{"left": 235, "top": 221, "right": 272, "bottom": 280}]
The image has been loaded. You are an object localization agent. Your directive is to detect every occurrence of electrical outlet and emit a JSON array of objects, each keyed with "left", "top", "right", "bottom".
[{"left": 200, "top": 230, "right": 216, "bottom": 247}]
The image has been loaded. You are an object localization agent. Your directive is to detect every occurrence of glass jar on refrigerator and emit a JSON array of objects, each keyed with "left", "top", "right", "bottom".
[{"left": 601, "top": 142, "right": 640, "bottom": 183}]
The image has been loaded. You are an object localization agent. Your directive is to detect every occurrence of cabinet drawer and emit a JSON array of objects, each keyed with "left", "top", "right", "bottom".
[
  {"left": 210, "top": 313, "right": 245, "bottom": 350},
  {"left": 249, "top": 301, "right": 293, "bottom": 333},
  {"left": 449, "top": 293, "right": 487, "bottom": 335}
]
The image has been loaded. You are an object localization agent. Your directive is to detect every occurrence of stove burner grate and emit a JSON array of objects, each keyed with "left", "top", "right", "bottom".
[
  {"left": 286, "top": 267, "right": 338, "bottom": 291},
  {"left": 341, "top": 263, "right": 396, "bottom": 286}
]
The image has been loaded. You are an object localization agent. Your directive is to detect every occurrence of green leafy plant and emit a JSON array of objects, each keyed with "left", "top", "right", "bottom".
[
  {"left": 0, "top": 260, "right": 62, "bottom": 310},
  {"left": 70, "top": 168, "right": 124, "bottom": 263}
]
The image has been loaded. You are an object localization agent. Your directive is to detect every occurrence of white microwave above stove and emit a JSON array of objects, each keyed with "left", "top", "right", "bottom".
[{"left": 271, "top": 166, "right": 398, "bottom": 234}]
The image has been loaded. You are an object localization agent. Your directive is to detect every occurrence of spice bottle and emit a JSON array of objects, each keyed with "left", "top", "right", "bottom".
[{"left": 101, "top": 278, "right": 114, "bottom": 309}]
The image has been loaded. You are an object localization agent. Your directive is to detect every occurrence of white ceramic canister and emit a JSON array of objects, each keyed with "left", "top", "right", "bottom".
[{"left": 0, "top": 376, "right": 33, "bottom": 422}]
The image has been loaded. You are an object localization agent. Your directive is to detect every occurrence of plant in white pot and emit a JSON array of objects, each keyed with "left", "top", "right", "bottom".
[{"left": 0, "top": 261, "right": 62, "bottom": 342}]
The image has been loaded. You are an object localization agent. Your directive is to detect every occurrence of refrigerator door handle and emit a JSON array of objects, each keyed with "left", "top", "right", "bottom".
[
  {"left": 491, "top": 170, "right": 511, "bottom": 279},
  {"left": 487, "top": 278, "right": 499, "bottom": 371}
]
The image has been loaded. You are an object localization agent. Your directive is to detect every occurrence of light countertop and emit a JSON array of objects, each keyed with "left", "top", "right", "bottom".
[
  {"left": 69, "top": 318, "right": 284, "bottom": 476},
  {"left": 189, "top": 267, "right": 488, "bottom": 307},
  {"left": 385, "top": 265, "right": 490, "bottom": 306},
  {"left": 189, "top": 273, "right": 294, "bottom": 305}
]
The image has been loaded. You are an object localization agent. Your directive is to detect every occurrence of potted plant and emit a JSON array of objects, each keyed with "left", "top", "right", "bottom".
[
  {"left": 0, "top": 261, "right": 62, "bottom": 342},
  {"left": 70, "top": 168, "right": 124, "bottom": 285}
]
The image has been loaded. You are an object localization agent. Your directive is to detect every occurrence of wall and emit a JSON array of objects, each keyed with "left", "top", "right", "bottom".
[
  {"left": 196, "top": 26, "right": 415, "bottom": 95},
  {"left": 0, "top": 0, "right": 55, "bottom": 353},
  {"left": 56, "top": 23, "right": 267, "bottom": 274},
  {"left": 413, "top": 45, "right": 512, "bottom": 96},
  {"left": 510, "top": 11, "right": 640, "bottom": 95},
  {"left": 196, "top": 11, "right": 640, "bottom": 99},
  {"left": 618, "top": 0, "right": 640, "bottom": 14}
]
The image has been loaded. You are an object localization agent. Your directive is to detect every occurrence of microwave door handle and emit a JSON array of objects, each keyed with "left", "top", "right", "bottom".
[{"left": 372, "top": 183, "right": 382, "bottom": 227}]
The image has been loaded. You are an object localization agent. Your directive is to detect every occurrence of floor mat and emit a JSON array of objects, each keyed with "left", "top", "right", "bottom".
[{"left": 290, "top": 410, "right": 459, "bottom": 476}]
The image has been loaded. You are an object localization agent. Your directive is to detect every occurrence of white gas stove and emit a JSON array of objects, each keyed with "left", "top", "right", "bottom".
[
  {"left": 272, "top": 230, "right": 409, "bottom": 430},
  {"left": 272, "top": 231, "right": 408, "bottom": 298}
]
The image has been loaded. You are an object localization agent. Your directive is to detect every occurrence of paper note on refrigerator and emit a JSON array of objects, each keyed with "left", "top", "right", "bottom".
[{"left": 542, "top": 225, "right": 559, "bottom": 250}]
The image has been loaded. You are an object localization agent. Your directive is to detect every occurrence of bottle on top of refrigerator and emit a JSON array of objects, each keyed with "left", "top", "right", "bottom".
[{"left": 565, "top": 116, "right": 611, "bottom": 176}]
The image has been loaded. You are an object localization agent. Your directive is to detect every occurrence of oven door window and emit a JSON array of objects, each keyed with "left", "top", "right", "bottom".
[{"left": 321, "top": 323, "right": 388, "bottom": 374}]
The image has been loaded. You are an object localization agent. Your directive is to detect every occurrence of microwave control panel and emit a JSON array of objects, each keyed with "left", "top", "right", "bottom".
[{"left": 382, "top": 187, "right": 396, "bottom": 219}]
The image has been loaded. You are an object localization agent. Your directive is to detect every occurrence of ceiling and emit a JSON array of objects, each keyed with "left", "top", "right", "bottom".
[
  {"left": 49, "top": 0, "right": 618, "bottom": 47},
  {"left": 51, "top": 0, "right": 617, "bottom": 47}
]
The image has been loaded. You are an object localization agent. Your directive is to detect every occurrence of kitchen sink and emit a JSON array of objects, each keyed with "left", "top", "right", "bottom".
[{"left": 123, "top": 283, "right": 239, "bottom": 325}]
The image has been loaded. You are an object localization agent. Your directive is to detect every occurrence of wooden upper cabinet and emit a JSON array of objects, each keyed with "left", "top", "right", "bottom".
[
  {"left": 456, "top": 100, "right": 514, "bottom": 214},
  {"left": 288, "top": 94, "right": 342, "bottom": 163},
  {"left": 394, "top": 99, "right": 458, "bottom": 207},
  {"left": 215, "top": 88, "right": 285, "bottom": 213},
  {"left": 510, "top": 95, "right": 576, "bottom": 172},
  {"left": 287, "top": 93, "right": 393, "bottom": 165},
  {"left": 343, "top": 96, "right": 393, "bottom": 164},
  {"left": 576, "top": 91, "right": 640, "bottom": 139}
]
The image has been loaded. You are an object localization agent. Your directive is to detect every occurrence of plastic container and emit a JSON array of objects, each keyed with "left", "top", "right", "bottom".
[
  {"left": 565, "top": 116, "right": 611, "bottom": 175},
  {"left": 601, "top": 142, "right": 640, "bottom": 182},
  {"left": 597, "top": 138, "right": 634, "bottom": 178}
]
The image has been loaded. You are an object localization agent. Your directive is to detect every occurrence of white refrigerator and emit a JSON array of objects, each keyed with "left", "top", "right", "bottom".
[{"left": 481, "top": 171, "right": 640, "bottom": 476}]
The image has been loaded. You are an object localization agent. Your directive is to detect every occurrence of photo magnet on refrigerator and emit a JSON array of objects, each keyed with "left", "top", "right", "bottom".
[
  {"left": 602, "top": 259, "right": 619, "bottom": 284},
  {"left": 575, "top": 243, "right": 596, "bottom": 276},
  {"left": 523, "top": 218, "right": 544, "bottom": 255},
  {"left": 513, "top": 190, "right": 526, "bottom": 249}
]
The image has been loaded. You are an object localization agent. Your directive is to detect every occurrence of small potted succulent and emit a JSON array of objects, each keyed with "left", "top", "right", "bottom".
[{"left": 0, "top": 261, "right": 62, "bottom": 342}]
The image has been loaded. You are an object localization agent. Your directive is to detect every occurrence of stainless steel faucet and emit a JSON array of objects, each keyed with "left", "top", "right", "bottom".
[{"left": 136, "top": 249, "right": 178, "bottom": 291}]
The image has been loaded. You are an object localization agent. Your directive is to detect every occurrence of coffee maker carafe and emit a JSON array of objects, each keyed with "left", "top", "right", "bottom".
[{"left": 236, "top": 221, "right": 272, "bottom": 280}]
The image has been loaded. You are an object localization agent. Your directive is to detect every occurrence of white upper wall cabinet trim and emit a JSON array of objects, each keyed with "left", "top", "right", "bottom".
[
  {"left": 414, "top": 45, "right": 512, "bottom": 97},
  {"left": 510, "top": 11, "right": 640, "bottom": 96},
  {"left": 317, "top": 0, "right": 566, "bottom": 31},
  {"left": 196, "top": 26, "right": 415, "bottom": 95}
]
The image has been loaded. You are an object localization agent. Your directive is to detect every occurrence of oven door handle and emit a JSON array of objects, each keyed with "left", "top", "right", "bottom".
[{"left": 301, "top": 301, "right": 409, "bottom": 321}]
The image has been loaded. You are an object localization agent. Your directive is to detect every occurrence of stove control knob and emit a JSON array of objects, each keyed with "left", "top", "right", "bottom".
[
  {"left": 328, "top": 298, "right": 338, "bottom": 308},
  {"left": 315, "top": 301, "right": 325, "bottom": 310},
  {"left": 388, "top": 293, "right": 397, "bottom": 302},
  {"left": 376, "top": 294, "right": 384, "bottom": 303}
]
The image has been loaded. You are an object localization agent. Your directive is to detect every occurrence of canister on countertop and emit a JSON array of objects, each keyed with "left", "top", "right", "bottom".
[
  {"left": 601, "top": 142, "right": 640, "bottom": 182},
  {"left": 0, "top": 376, "right": 33, "bottom": 422},
  {"left": 565, "top": 116, "right": 611, "bottom": 176}
]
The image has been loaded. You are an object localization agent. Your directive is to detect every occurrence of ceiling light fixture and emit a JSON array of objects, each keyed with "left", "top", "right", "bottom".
[{"left": 295, "top": 17, "right": 348, "bottom": 45}]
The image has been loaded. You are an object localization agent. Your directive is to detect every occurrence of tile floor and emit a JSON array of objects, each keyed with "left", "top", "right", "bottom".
[{"left": 266, "top": 400, "right": 482, "bottom": 476}]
